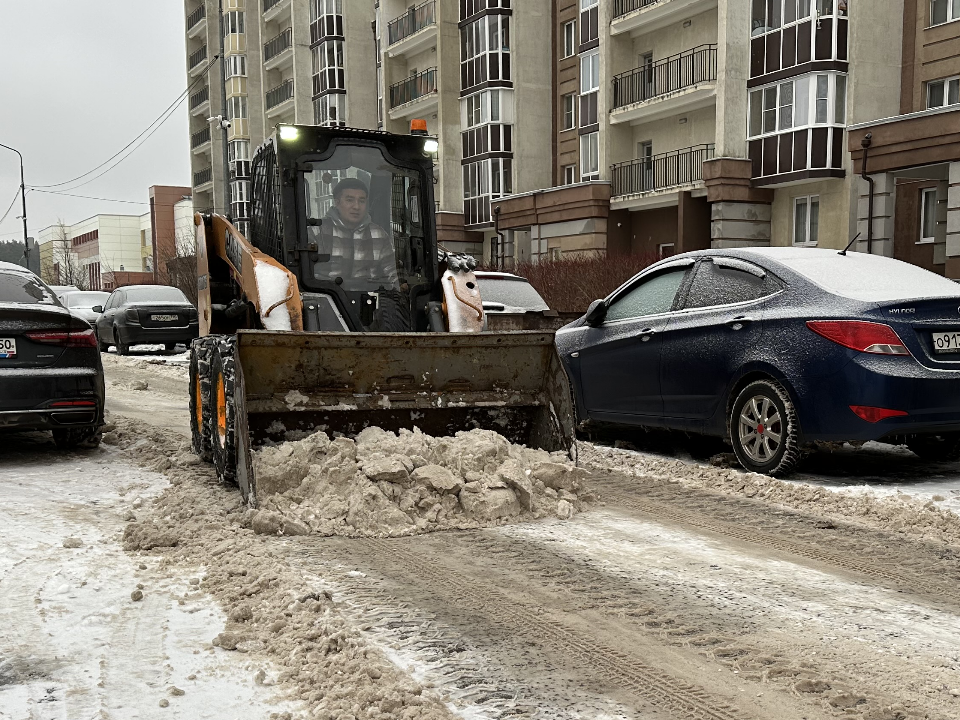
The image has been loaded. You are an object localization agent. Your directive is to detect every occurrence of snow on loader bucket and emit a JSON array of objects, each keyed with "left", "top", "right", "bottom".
[{"left": 232, "top": 329, "right": 576, "bottom": 505}]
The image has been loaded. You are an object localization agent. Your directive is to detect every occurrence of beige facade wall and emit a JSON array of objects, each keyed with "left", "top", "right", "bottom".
[
  {"left": 629, "top": 105, "right": 716, "bottom": 159},
  {"left": 770, "top": 177, "right": 851, "bottom": 250},
  {"left": 343, "top": 4, "right": 378, "bottom": 129},
  {"left": 512, "top": 0, "right": 554, "bottom": 195}
]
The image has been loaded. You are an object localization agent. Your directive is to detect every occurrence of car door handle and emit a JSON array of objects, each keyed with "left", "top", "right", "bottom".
[
  {"left": 638, "top": 328, "right": 656, "bottom": 342},
  {"left": 726, "top": 316, "right": 756, "bottom": 331}
]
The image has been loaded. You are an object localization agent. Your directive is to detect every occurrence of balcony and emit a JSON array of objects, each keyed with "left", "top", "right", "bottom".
[
  {"left": 266, "top": 79, "right": 295, "bottom": 116},
  {"left": 388, "top": 68, "right": 438, "bottom": 119},
  {"left": 186, "top": 4, "right": 206, "bottom": 38},
  {"left": 189, "top": 86, "right": 210, "bottom": 116},
  {"left": 611, "top": 45, "right": 717, "bottom": 125},
  {"left": 263, "top": 0, "right": 290, "bottom": 21},
  {"left": 611, "top": 144, "right": 714, "bottom": 205},
  {"left": 191, "top": 127, "right": 211, "bottom": 151},
  {"left": 611, "top": 0, "right": 718, "bottom": 37},
  {"left": 193, "top": 166, "right": 213, "bottom": 190},
  {"left": 264, "top": 28, "right": 293, "bottom": 69},
  {"left": 386, "top": 1, "right": 437, "bottom": 58},
  {"left": 188, "top": 45, "right": 208, "bottom": 76}
]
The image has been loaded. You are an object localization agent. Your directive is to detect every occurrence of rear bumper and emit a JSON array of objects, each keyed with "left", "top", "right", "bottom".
[
  {"left": 802, "top": 354, "right": 960, "bottom": 441},
  {"left": 117, "top": 325, "right": 199, "bottom": 346},
  {"left": 0, "top": 366, "right": 104, "bottom": 430}
]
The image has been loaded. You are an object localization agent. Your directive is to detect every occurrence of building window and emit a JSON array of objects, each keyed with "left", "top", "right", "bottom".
[
  {"left": 793, "top": 195, "right": 819, "bottom": 246},
  {"left": 580, "top": 51, "right": 599, "bottom": 126},
  {"left": 312, "top": 40, "right": 345, "bottom": 95},
  {"left": 227, "top": 95, "right": 247, "bottom": 120},
  {"left": 225, "top": 54, "right": 247, "bottom": 79},
  {"left": 460, "top": 14, "right": 511, "bottom": 91},
  {"left": 580, "top": 132, "right": 599, "bottom": 181},
  {"left": 563, "top": 20, "right": 576, "bottom": 58},
  {"left": 461, "top": 89, "right": 508, "bottom": 128},
  {"left": 931, "top": 0, "right": 960, "bottom": 26},
  {"left": 310, "top": 0, "right": 344, "bottom": 40},
  {"left": 579, "top": 0, "right": 599, "bottom": 45},
  {"left": 927, "top": 76, "right": 960, "bottom": 109},
  {"left": 562, "top": 93, "right": 576, "bottom": 130},
  {"left": 230, "top": 180, "right": 250, "bottom": 204},
  {"left": 463, "top": 158, "right": 513, "bottom": 226},
  {"left": 752, "top": 0, "right": 824, "bottom": 36},
  {"left": 223, "top": 11, "right": 244, "bottom": 35},
  {"left": 748, "top": 72, "right": 847, "bottom": 137},
  {"left": 921, "top": 188, "right": 938, "bottom": 243},
  {"left": 227, "top": 139, "right": 249, "bottom": 162},
  {"left": 314, "top": 93, "right": 347, "bottom": 126},
  {"left": 563, "top": 164, "right": 577, "bottom": 185}
]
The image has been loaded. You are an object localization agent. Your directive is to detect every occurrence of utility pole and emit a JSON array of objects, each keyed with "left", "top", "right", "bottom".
[
  {"left": 219, "top": 0, "right": 231, "bottom": 220},
  {"left": 0, "top": 142, "right": 29, "bottom": 267}
]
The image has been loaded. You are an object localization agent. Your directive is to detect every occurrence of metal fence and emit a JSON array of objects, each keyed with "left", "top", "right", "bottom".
[
  {"left": 194, "top": 167, "right": 213, "bottom": 187},
  {"left": 387, "top": 0, "right": 436, "bottom": 45},
  {"left": 263, "top": 28, "right": 292, "bottom": 63},
  {"left": 186, "top": 4, "right": 205, "bottom": 30},
  {"left": 266, "top": 80, "right": 295, "bottom": 110},
  {"left": 613, "top": 45, "right": 717, "bottom": 108},
  {"left": 191, "top": 127, "right": 211, "bottom": 149},
  {"left": 389, "top": 68, "right": 437, "bottom": 108},
  {"left": 611, "top": 144, "right": 715, "bottom": 197},
  {"left": 263, "top": 0, "right": 284, "bottom": 13},
  {"left": 189, "top": 86, "right": 209, "bottom": 111},
  {"left": 613, "top": 0, "right": 660, "bottom": 18},
  {"left": 188, "top": 45, "right": 207, "bottom": 71}
]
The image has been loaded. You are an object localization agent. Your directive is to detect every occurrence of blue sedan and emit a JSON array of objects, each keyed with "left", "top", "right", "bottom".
[{"left": 556, "top": 248, "right": 960, "bottom": 475}]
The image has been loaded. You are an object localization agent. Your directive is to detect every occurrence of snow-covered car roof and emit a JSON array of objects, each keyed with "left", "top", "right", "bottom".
[
  {"left": 735, "top": 247, "right": 960, "bottom": 303},
  {"left": 474, "top": 271, "right": 526, "bottom": 280},
  {"left": 0, "top": 260, "right": 34, "bottom": 274}
]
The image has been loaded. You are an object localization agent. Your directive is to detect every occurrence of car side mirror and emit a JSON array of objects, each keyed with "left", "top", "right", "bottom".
[
  {"left": 92, "top": 305, "right": 103, "bottom": 313},
  {"left": 584, "top": 299, "right": 607, "bottom": 327}
]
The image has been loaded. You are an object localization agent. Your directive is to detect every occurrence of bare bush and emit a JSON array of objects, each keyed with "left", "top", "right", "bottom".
[
  {"left": 490, "top": 252, "right": 659, "bottom": 314},
  {"left": 51, "top": 221, "right": 89, "bottom": 290},
  {"left": 165, "top": 228, "right": 198, "bottom": 306}
]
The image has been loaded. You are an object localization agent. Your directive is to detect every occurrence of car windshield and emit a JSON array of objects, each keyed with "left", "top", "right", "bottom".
[
  {"left": 123, "top": 286, "right": 189, "bottom": 303},
  {"left": 302, "top": 144, "right": 427, "bottom": 293},
  {"left": 0, "top": 272, "right": 58, "bottom": 305},
  {"left": 479, "top": 278, "right": 549, "bottom": 311},
  {"left": 62, "top": 292, "right": 109, "bottom": 308}
]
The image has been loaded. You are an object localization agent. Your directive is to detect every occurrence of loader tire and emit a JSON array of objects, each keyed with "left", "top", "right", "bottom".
[
  {"left": 374, "top": 290, "right": 412, "bottom": 332},
  {"left": 209, "top": 335, "right": 238, "bottom": 485},
  {"left": 189, "top": 337, "right": 214, "bottom": 463}
]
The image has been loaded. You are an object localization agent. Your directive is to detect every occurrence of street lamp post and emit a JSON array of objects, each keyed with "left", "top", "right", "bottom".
[{"left": 0, "top": 142, "right": 29, "bottom": 266}]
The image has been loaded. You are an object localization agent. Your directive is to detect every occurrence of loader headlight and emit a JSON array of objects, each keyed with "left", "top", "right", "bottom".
[
  {"left": 423, "top": 138, "right": 439, "bottom": 154},
  {"left": 279, "top": 126, "right": 299, "bottom": 141}
]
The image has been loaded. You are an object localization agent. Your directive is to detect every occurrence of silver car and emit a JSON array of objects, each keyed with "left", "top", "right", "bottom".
[{"left": 60, "top": 291, "right": 110, "bottom": 325}]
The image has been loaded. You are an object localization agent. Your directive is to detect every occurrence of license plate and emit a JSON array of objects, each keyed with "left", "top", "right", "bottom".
[
  {"left": 151, "top": 314, "right": 179, "bottom": 322},
  {"left": 0, "top": 338, "right": 15, "bottom": 358},
  {"left": 932, "top": 331, "right": 960, "bottom": 353}
]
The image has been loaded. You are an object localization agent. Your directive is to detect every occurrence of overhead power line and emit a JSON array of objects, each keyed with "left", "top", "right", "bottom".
[{"left": 0, "top": 188, "right": 22, "bottom": 227}]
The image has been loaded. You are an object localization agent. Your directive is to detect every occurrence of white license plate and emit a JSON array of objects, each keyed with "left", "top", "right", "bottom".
[
  {"left": 0, "top": 338, "right": 16, "bottom": 358},
  {"left": 932, "top": 331, "right": 960, "bottom": 353},
  {"left": 151, "top": 314, "right": 179, "bottom": 322}
]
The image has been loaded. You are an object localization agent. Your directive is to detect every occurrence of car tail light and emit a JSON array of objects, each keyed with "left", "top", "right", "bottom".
[
  {"left": 25, "top": 329, "right": 98, "bottom": 348},
  {"left": 51, "top": 400, "right": 97, "bottom": 407},
  {"left": 806, "top": 320, "right": 910, "bottom": 356},
  {"left": 850, "top": 405, "right": 909, "bottom": 423},
  {"left": 125, "top": 308, "right": 141, "bottom": 323}
]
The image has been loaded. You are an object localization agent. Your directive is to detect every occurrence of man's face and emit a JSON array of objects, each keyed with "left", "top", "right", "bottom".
[{"left": 336, "top": 188, "right": 368, "bottom": 227}]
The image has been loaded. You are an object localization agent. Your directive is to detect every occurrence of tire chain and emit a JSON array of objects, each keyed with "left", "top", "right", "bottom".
[
  {"left": 190, "top": 337, "right": 214, "bottom": 462},
  {"left": 210, "top": 334, "right": 238, "bottom": 484},
  {"left": 360, "top": 539, "right": 754, "bottom": 720}
]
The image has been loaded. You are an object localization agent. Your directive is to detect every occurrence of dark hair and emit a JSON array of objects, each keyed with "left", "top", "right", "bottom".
[{"left": 332, "top": 178, "right": 369, "bottom": 200}]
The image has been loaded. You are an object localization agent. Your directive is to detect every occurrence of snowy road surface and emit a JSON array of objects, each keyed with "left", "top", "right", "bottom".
[{"left": 1, "top": 350, "right": 959, "bottom": 720}]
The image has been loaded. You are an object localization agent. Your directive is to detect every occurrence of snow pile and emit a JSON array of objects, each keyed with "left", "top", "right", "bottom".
[
  {"left": 249, "top": 427, "right": 594, "bottom": 537},
  {"left": 254, "top": 260, "right": 293, "bottom": 331}
]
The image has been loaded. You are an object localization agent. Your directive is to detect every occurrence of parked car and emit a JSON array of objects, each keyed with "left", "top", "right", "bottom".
[
  {"left": 0, "top": 262, "right": 104, "bottom": 448},
  {"left": 93, "top": 285, "right": 199, "bottom": 355},
  {"left": 47, "top": 285, "right": 81, "bottom": 300},
  {"left": 556, "top": 247, "right": 960, "bottom": 475},
  {"left": 60, "top": 290, "right": 110, "bottom": 325},
  {"left": 476, "top": 272, "right": 550, "bottom": 314}
]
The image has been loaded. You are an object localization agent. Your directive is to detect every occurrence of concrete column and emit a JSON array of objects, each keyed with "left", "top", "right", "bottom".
[
  {"left": 714, "top": 0, "right": 751, "bottom": 159},
  {"left": 946, "top": 163, "right": 960, "bottom": 278},
  {"left": 855, "top": 173, "right": 895, "bottom": 257},
  {"left": 710, "top": 202, "right": 771, "bottom": 248}
]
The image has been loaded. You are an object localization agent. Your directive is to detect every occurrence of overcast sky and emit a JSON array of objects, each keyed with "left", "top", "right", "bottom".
[{"left": 0, "top": 2, "right": 190, "bottom": 244}]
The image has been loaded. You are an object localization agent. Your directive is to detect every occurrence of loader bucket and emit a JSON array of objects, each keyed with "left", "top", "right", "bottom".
[{"left": 232, "top": 329, "right": 576, "bottom": 504}]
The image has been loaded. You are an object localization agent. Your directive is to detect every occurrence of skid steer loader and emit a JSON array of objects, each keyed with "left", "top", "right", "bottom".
[{"left": 190, "top": 124, "right": 574, "bottom": 504}]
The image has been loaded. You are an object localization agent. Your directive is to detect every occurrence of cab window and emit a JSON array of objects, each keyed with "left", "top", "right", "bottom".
[
  {"left": 604, "top": 267, "right": 689, "bottom": 322},
  {"left": 682, "top": 258, "right": 780, "bottom": 309}
]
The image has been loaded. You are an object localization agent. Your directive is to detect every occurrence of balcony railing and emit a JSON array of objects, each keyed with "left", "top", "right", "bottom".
[
  {"left": 613, "top": 45, "right": 717, "bottom": 109},
  {"left": 188, "top": 45, "right": 208, "bottom": 71},
  {"left": 387, "top": 0, "right": 436, "bottom": 45},
  {"left": 266, "top": 79, "right": 295, "bottom": 110},
  {"left": 389, "top": 68, "right": 437, "bottom": 108},
  {"left": 194, "top": 167, "right": 213, "bottom": 187},
  {"left": 264, "top": 28, "right": 293, "bottom": 62},
  {"left": 187, "top": 4, "right": 206, "bottom": 30},
  {"left": 613, "top": 0, "right": 660, "bottom": 18},
  {"left": 189, "top": 86, "right": 209, "bottom": 111},
  {"left": 263, "top": 0, "right": 284, "bottom": 13},
  {"left": 611, "top": 144, "right": 715, "bottom": 197},
  {"left": 191, "top": 127, "right": 211, "bottom": 149}
]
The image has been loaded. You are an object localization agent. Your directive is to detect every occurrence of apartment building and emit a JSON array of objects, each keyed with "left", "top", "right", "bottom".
[{"left": 847, "top": 0, "right": 960, "bottom": 278}]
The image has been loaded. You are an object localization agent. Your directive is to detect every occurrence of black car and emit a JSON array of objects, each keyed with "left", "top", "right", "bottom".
[
  {"left": 0, "top": 261, "right": 104, "bottom": 448},
  {"left": 94, "top": 285, "right": 199, "bottom": 354},
  {"left": 557, "top": 248, "right": 960, "bottom": 475}
]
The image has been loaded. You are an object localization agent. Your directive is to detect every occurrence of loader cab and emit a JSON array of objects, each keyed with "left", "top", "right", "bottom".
[{"left": 249, "top": 124, "right": 439, "bottom": 333}]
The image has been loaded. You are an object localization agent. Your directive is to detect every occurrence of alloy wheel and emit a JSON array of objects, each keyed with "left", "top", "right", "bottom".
[{"left": 737, "top": 395, "right": 783, "bottom": 464}]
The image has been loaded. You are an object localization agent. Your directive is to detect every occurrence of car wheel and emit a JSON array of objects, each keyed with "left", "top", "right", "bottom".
[
  {"left": 729, "top": 379, "right": 800, "bottom": 476},
  {"left": 114, "top": 329, "right": 129, "bottom": 356},
  {"left": 209, "top": 335, "right": 238, "bottom": 485},
  {"left": 189, "top": 338, "right": 214, "bottom": 463},
  {"left": 906, "top": 433, "right": 960, "bottom": 461},
  {"left": 165, "top": 343, "right": 177, "bottom": 352},
  {"left": 53, "top": 426, "right": 103, "bottom": 450}
]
